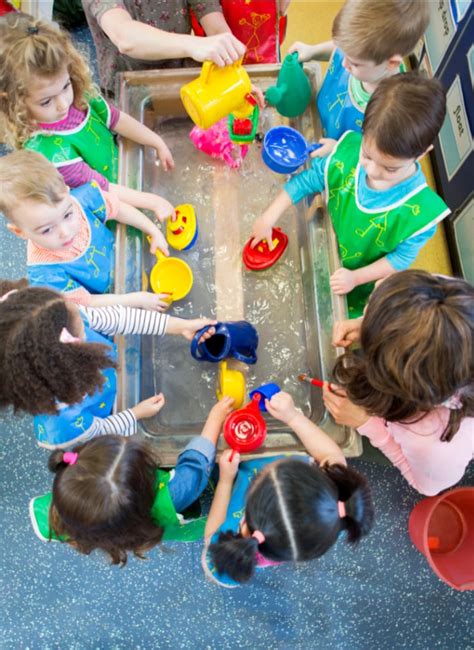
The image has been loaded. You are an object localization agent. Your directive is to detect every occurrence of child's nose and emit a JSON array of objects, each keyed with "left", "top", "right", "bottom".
[
  {"left": 342, "top": 57, "right": 351, "bottom": 72},
  {"left": 56, "top": 96, "right": 69, "bottom": 113}
]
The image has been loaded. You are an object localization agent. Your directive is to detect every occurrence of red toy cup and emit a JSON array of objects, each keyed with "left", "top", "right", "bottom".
[{"left": 224, "top": 394, "right": 267, "bottom": 454}]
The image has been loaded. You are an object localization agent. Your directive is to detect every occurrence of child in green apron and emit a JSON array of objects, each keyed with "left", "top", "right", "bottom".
[
  {"left": 0, "top": 13, "right": 174, "bottom": 222},
  {"left": 30, "top": 397, "right": 234, "bottom": 564},
  {"left": 251, "top": 73, "right": 450, "bottom": 317}
]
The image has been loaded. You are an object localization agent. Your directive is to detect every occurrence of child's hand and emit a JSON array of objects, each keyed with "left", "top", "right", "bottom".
[
  {"left": 150, "top": 197, "right": 175, "bottom": 223},
  {"left": 288, "top": 41, "right": 316, "bottom": 62},
  {"left": 310, "top": 138, "right": 337, "bottom": 158},
  {"left": 332, "top": 317, "right": 362, "bottom": 348},
  {"left": 130, "top": 291, "right": 171, "bottom": 312},
  {"left": 211, "top": 395, "right": 235, "bottom": 418},
  {"left": 323, "top": 386, "right": 369, "bottom": 428},
  {"left": 131, "top": 392, "right": 165, "bottom": 420},
  {"left": 250, "top": 215, "right": 274, "bottom": 250},
  {"left": 219, "top": 449, "right": 240, "bottom": 480},
  {"left": 178, "top": 318, "right": 218, "bottom": 342},
  {"left": 147, "top": 225, "right": 169, "bottom": 256},
  {"left": 251, "top": 84, "right": 265, "bottom": 109},
  {"left": 155, "top": 140, "right": 175, "bottom": 172},
  {"left": 330, "top": 268, "right": 357, "bottom": 295},
  {"left": 265, "top": 391, "right": 299, "bottom": 425}
]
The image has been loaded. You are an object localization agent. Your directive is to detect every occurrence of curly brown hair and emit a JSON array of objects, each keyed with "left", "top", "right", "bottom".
[
  {"left": 0, "top": 12, "right": 96, "bottom": 148},
  {"left": 332, "top": 271, "right": 474, "bottom": 442},
  {"left": 49, "top": 435, "right": 164, "bottom": 565},
  {"left": 0, "top": 279, "right": 115, "bottom": 415}
]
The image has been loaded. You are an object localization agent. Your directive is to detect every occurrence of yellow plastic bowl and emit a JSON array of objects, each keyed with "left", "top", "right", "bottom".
[
  {"left": 216, "top": 361, "right": 245, "bottom": 409},
  {"left": 149, "top": 251, "right": 193, "bottom": 301}
]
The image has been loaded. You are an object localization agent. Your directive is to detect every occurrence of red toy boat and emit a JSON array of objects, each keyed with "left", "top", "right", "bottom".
[
  {"left": 242, "top": 227, "right": 288, "bottom": 271},
  {"left": 224, "top": 394, "right": 267, "bottom": 456}
]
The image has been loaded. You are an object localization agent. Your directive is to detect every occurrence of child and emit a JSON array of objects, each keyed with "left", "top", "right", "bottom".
[
  {"left": 202, "top": 391, "right": 374, "bottom": 586},
  {"left": 289, "top": 0, "right": 429, "bottom": 145},
  {"left": 0, "top": 279, "right": 217, "bottom": 449},
  {"left": 0, "top": 12, "right": 175, "bottom": 220},
  {"left": 251, "top": 73, "right": 450, "bottom": 317},
  {"left": 324, "top": 271, "right": 474, "bottom": 496},
  {"left": 30, "top": 399, "right": 234, "bottom": 564},
  {"left": 0, "top": 150, "right": 171, "bottom": 310}
]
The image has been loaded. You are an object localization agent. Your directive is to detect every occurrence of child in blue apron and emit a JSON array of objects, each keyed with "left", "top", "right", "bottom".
[
  {"left": 0, "top": 150, "right": 171, "bottom": 310},
  {"left": 0, "top": 279, "right": 217, "bottom": 449},
  {"left": 251, "top": 74, "right": 449, "bottom": 318},
  {"left": 30, "top": 404, "right": 233, "bottom": 563},
  {"left": 202, "top": 391, "right": 374, "bottom": 587},
  {"left": 288, "top": 0, "right": 428, "bottom": 144}
]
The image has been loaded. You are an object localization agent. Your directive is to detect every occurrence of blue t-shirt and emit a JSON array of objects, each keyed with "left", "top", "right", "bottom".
[{"left": 284, "top": 154, "right": 436, "bottom": 270}]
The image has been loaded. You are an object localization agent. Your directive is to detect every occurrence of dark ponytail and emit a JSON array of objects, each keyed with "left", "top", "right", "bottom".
[
  {"left": 209, "top": 459, "right": 374, "bottom": 584},
  {"left": 210, "top": 531, "right": 260, "bottom": 583},
  {"left": 323, "top": 463, "right": 375, "bottom": 543}
]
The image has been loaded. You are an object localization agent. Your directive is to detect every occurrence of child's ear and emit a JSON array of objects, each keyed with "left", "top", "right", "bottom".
[
  {"left": 416, "top": 144, "right": 434, "bottom": 161},
  {"left": 387, "top": 55, "right": 403, "bottom": 71},
  {"left": 6, "top": 222, "right": 27, "bottom": 239}
]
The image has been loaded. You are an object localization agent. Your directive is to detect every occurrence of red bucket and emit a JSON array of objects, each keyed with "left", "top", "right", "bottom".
[{"left": 408, "top": 487, "right": 474, "bottom": 591}]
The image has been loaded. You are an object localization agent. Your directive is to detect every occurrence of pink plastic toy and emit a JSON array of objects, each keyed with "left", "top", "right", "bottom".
[{"left": 189, "top": 117, "right": 249, "bottom": 169}]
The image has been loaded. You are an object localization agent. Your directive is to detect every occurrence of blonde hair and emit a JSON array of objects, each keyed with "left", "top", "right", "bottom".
[
  {"left": 333, "top": 0, "right": 429, "bottom": 63},
  {"left": 0, "top": 150, "right": 67, "bottom": 222},
  {"left": 0, "top": 12, "right": 96, "bottom": 148}
]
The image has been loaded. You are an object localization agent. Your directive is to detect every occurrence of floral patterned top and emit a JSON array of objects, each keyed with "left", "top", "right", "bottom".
[{"left": 82, "top": 0, "right": 222, "bottom": 93}]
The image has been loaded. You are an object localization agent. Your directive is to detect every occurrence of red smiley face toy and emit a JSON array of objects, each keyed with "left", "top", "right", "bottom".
[
  {"left": 224, "top": 393, "right": 267, "bottom": 459},
  {"left": 242, "top": 227, "right": 288, "bottom": 271}
]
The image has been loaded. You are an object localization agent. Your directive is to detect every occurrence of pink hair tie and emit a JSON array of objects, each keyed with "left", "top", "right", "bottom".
[
  {"left": 63, "top": 452, "right": 78, "bottom": 465},
  {"left": 0, "top": 289, "right": 18, "bottom": 303},
  {"left": 59, "top": 327, "right": 82, "bottom": 344},
  {"left": 252, "top": 530, "right": 265, "bottom": 545},
  {"left": 337, "top": 501, "right": 346, "bottom": 519}
]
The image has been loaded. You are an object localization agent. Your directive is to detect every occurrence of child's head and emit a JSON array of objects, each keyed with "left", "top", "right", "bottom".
[
  {"left": 333, "top": 271, "right": 474, "bottom": 441},
  {"left": 360, "top": 73, "right": 446, "bottom": 188},
  {"left": 209, "top": 459, "right": 374, "bottom": 583},
  {"left": 0, "top": 279, "right": 115, "bottom": 415},
  {"left": 0, "top": 150, "right": 82, "bottom": 251},
  {"left": 333, "top": 0, "right": 429, "bottom": 84},
  {"left": 0, "top": 12, "right": 94, "bottom": 147},
  {"left": 49, "top": 435, "right": 164, "bottom": 565}
]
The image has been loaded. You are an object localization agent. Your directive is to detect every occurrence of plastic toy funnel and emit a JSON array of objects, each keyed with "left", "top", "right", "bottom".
[
  {"left": 166, "top": 204, "right": 198, "bottom": 251},
  {"left": 149, "top": 250, "right": 193, "bottom": 301},
  {"left": 408, "top": 487, "right": 474, "bottom": 591},
  {"left": 265, "top": 52, "right": 312, "bottom": 118},
  {"left": 216, "top": 361, "right": 245, "bottom": 409},
  {"left": 180, "top": 59, "right": 253, "bottom": 130},
  {"left": 224, "top": 394, "right": 267, "bottom": 454},
  {"left": 242, "top": 227, "right": 288, "bottom": 271},
  {"left": 262, "top": 126, "right": 321, "bottom": 174}
]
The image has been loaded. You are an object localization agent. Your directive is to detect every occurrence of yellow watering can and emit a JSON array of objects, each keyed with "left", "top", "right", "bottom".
[
  {"left": 216, "top": 361, "right": 245, "bottom": 409},
  {"left": 149, "top": 249, "right": 193, "bottom": 303},
  {"left": 180, "top": 60, "right": 253, "bottom": 130}
]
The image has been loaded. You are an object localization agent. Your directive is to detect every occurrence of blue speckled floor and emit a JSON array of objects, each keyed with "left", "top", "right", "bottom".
[{"left": 1, "top": 22, "right": 473, "bottom": 650}]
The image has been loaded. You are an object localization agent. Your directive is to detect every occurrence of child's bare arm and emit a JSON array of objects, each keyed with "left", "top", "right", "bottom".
[
  {"left": 87, "top": 292, "right": 170, "bottom": 312},
  {"left": 204, "top": 449, "right": 240, "bottom": 538},
  {"left": 200, "top": 397, "right": 235, "bottom": 447},
  {"left": 113, "top": 199, "right": 169, "bottom": 255},
  {"left": 250, "top": 189, "right": 293, "bottom": 249},
  {"left": 108, "top": 183, "right": 174, "bottom": 224},
  {"left": 114, "top": 112, "right": 174, "bottom": 171},
  {"left": 330, "top": 257, "right": 395, "bottom": 295},
  {"left": 288, "top": 40, "right": 335, "bottom": 62},
  {"left": 266, "top": 391, "right": 346, "bottom": 466}
]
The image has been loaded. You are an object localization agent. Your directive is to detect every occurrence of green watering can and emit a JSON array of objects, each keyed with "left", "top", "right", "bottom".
[{"left": 265, "top": 52, "right": 312, "bottom": 118}]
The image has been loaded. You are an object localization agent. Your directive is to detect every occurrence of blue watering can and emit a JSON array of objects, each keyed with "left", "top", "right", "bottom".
[{"left": 191, "top": 321, "right": 258, "bottom": 364}]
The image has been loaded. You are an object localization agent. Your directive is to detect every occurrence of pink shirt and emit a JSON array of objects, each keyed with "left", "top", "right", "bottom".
[
  {"left": 358, "top": 408, "right": 473, "bottom": 496},
  {"left": 39, "top": 102, "right": 121, "bottom": 190}
]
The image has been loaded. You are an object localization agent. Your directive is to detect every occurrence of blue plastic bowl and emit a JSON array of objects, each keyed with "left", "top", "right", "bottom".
[{"left": 262, "top": 126, "right": 320, "bottom": 174}]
